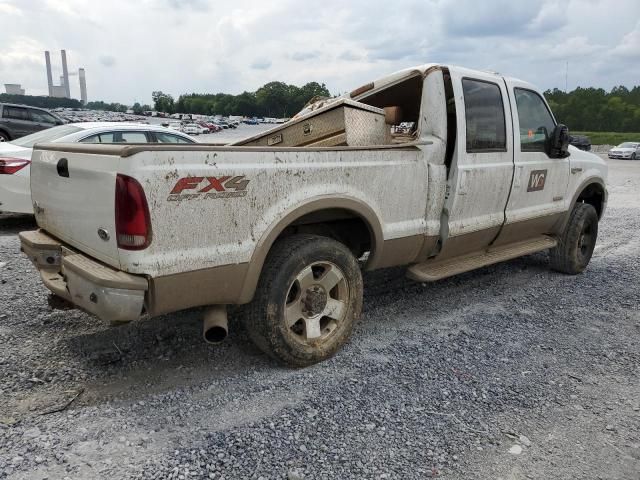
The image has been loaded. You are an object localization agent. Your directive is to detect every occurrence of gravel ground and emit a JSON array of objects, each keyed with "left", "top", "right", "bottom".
[{"left": 0, "top": 155, "right": 638, "bottom": 480}]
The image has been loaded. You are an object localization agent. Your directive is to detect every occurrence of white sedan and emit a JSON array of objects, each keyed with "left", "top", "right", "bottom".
[
  {"left": 608, "top": 142, "right": 640, "bottom": 160},
  {"left": 0, "top": 122, "right": 197, "bottom": 214}
]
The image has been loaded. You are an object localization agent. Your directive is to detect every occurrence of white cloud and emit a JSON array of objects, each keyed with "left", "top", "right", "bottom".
[
  {"left": 611, "top": 21, "right": 640, "bottom": 59},
  {"left": 0, "top": 0, "right": 638, "bottom": 103}
]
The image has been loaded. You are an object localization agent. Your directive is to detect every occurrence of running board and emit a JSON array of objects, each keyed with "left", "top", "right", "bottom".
[{"left": 407, "top": 236, "right": 557, "bottom": 282}]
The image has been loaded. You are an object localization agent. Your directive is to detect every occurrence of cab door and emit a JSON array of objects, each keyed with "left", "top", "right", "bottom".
[
  {"left": 437, "top": 68, "right": 514, "bottom": 259},
  {"left": 492, "top": 81, "right": 570, "bottom": 246}
]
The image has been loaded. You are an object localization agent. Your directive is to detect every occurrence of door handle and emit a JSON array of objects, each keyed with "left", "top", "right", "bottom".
[
  {"left": 458, "top": 170, "right": 468, "bottom": 195},
  {"left": 56, "top": 158, "right": 69, "bottom": 178},
  {"left": 514, "top": 166, "right": 523, "bottom": 189}
]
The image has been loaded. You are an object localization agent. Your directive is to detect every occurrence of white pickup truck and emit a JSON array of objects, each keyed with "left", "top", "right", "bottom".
[{"left": 20, "top": 64, "right": 607, "bottom": 366}]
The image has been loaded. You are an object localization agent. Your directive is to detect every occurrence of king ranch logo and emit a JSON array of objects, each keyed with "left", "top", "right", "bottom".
[{"left": 167, "top": 176, "right": 249, "bottom": 201}]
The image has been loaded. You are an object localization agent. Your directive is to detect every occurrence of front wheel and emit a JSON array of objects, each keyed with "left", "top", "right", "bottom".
[
  {"left": 549, "top": 203, "right": 598, "bottom": 274},
  {"left": 632, "top": 152, "right": 637, "bottom": 160},
  {"left": 243, "top": 234, "right": 363, "bottom": 367},
  {"left": 0, "top": 131, "right": 9, "bottom": 142}
]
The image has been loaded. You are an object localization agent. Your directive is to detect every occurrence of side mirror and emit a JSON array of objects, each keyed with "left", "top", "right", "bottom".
[{"left": 549, "top": 124, "right": 570, "bottom": 158}]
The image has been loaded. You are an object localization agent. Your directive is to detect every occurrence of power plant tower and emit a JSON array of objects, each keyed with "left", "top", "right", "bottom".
[
  {"left": 44, "top": 51, "right": 53, "bottom": 96},
  {"left": 79, "top": 68, "right": 87, "bottom": 104},
  {"left": 61, "top": 50, "right": 71, "bottom": 98},
  {"left": 44, "top": 49, "right": 84, "bottom": 100}
]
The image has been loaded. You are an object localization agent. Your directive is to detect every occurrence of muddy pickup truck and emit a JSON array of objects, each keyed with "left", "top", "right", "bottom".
[{"left": 20, "top": 64, "right": 607, "bottom": 366}]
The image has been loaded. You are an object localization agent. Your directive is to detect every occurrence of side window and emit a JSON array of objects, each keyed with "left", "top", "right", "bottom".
[
  {"left": 119, "top": 132, "right": 148, "bottom": 143},
  {"left": 155, "top": 132, "right": 195, "bottom": 144},
  {"left": 3, "top": 107, "right": 29, "bottom": 121},
  {"left": 514, "top": 88, "right": 556, "bottom": 153},
  {"left": 79, "top": 134, "right": 101, "bottom": 143},
  {"left": 30, "top": 110, "right": 58, "bottom": 124},
  {"left": 462, "top": 79, "right": 507, "bottom": 152},
  {"left": 79, "top": 132, "right": 116, "bottom": 143}
]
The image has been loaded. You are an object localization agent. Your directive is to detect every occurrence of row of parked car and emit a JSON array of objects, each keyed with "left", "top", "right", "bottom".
[{"left": 164, "top": 119, "right": 241, "bottom": 135}]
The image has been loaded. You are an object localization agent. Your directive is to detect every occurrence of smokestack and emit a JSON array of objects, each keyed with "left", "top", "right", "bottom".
[
  {"left": 45, "top": 51, "right": 53, "bottom": 96},
  {"left": 79, "top": 68, "right": 87, "bottom": 105},
  {"left": 61, "top": 50, "right": 70, "bottom": 98}
]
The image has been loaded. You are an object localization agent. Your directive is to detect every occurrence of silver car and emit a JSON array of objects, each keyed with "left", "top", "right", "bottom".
[{"left": 608, "top": 142, "right": 640, "bottom": 160}]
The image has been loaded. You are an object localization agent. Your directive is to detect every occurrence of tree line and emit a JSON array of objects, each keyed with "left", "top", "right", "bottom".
[
  {"left": 0, "top": 93, "right": 83, "bottom": 109},
  {"left": 545, "top": 86, "right": 640, "bottom": 132},
  {"left": 152, "top": 81, "right": 331, "bottom": 118}
]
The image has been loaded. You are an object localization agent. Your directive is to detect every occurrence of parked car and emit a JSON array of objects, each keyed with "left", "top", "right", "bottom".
[
  {"left": 182, "top": 123, "right": 201, "bottom": 135},
  {"left": 569, "top": 135, "right": 591, "bottom": 151},
  {"left": 608, "top": 142, "right": 640, "bottom": 160},
  {"left": 20, "top": 63, "right": 607, "bottom": 367},
  {"left": 0, "top": 103, "right": 65, "bottom": 141},
  {"left": 0, "top": 122, "right": 196, "bottom": 214}
]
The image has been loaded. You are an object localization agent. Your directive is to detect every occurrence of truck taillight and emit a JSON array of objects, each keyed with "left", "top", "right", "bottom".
[
  {"left": 115, "top": 174, "right": 152, "bottom": 250},
  {"left": 0, "top": 157, "right": 30, "bottom": 174}
]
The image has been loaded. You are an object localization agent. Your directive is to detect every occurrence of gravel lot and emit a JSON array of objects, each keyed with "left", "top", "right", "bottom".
[{"left": 0, "top": 155, "right": 638, "bottom": 479}]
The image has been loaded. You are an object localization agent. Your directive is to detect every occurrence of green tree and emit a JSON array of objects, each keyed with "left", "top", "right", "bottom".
[{"left": 152, "top": 91, "right": 175, "bottom": 114}]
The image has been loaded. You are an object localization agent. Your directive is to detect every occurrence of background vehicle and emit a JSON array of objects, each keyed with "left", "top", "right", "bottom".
[
  {"left": 0, "top": 103, "right": 65, "bottom": 141},
  {"left": 608, "top": 142, "right": 640, "bottom": 159},
  {"left": 569, "top": 134, "right": 591, "bottom": 151},
  {"left": 21, "top": 64, "right": 607, "bottom": 367},
  {"left": 0, "top": 122, "right": 196, "bottom": 214},
  {"left": 182, "top": 123, "right": 200, "bottom": 135}
]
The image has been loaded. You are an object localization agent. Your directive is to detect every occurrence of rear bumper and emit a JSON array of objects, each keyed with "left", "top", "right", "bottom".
[{"left": 19, "top": 229, "right": 148, "bottom": 323}]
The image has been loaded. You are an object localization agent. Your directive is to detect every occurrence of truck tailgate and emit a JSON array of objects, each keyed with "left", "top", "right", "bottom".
[{"left": 30, "top": 147, "right": 121, "bottom": 268}]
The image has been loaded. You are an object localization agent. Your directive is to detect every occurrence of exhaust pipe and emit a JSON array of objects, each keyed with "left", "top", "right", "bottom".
[{"left": 203, "top": 305, "right": 228, "bottom": 344}]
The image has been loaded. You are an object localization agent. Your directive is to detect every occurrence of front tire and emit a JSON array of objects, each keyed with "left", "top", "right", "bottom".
[
  {"left": 632, "top": 152, "right": 637, "bottom": 160},
  {"left": 0, "top": 131, "right": 10, "bottom": 142},
  {"left": 243, "top": 234, "right": 363, "bottom": 367},
  {"left": 549, "top": 203, "right": 598, "bottom": 274}
]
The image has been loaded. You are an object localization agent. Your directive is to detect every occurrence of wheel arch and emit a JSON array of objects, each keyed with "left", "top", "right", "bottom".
[
  {"left": 237, "top": 196, "right": 384, "bottom": 303},
  {"left": 557, "top": 177, "right": 607, "bottom": 233}
]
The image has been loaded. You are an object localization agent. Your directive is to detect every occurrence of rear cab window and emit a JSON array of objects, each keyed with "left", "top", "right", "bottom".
[
  {"left": 514, "top": 88, "right": 556, "bottom": 153},
  {"left": 462, "top": 79, "right": 507, "bottom": 152}
]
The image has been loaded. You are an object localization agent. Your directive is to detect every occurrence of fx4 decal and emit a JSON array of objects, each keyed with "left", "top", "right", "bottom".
[
  {"left": 527, "top": 169, "right": 547, "bottom": 192},
  {"left": 167, "top": 176, "right": 249, "bottom": 201}
]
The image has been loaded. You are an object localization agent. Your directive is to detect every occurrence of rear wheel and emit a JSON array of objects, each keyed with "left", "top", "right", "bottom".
[
  {"left": 0, "top": 131, "right": 10, "bottom": 142},
  {"left": 243, "top": 234, "right": 363, "bottom": 367},
  {"left": 549, "top": 203, "right": 598, "bottom": 274}
]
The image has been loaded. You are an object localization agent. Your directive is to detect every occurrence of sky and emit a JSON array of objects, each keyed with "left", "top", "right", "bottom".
[{"left": 1, "top": 0, "right": 639, "bottom": 105}]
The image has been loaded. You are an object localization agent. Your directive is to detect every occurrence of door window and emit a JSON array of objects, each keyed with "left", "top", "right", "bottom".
[
  {"left": 3, "top": 106, "right": 29, "bottom": 120},
  {"left": 154, "top": 132, "right": 195, "bottom": 143},
  {"left": 462, "top": 79, "right": 506, "bottom": 152},
  {"left": 514, "top": 88, "right": 556, "bottom": 153},
  {"left": 119, "top": 132, "right": 148, "bottom": 143},
  {"left": 79, "top": 132, "right": 116, "bottom": 143},
  {"left": 29, "top": 110, "right": 58, "bottom": 124}
]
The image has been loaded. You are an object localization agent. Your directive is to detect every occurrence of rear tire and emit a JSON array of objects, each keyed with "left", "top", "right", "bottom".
[
  {"left": 0, "top": 131, "right": 10, "bottom": 142},
  {"left": 549, "top": 203, "right": 598, "bottom": 274},
  {"left": 243, "top": 234, "right": 363, "bottom": 367}
]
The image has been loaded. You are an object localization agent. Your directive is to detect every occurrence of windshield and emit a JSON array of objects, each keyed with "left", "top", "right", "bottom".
[
  {"left": 11, "top": 125, "right": 84, "bottom": 148},
  {"left": 618, "top": 142, "right": 638, "bottom": 148}
]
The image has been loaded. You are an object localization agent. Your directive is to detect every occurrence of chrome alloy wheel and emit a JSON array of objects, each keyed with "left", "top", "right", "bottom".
[{"left": 284, "top": 261, "right": 349, "bottom": 344}]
